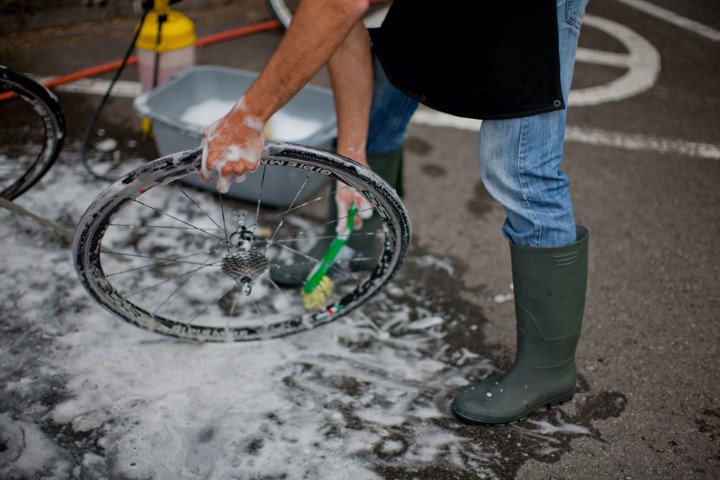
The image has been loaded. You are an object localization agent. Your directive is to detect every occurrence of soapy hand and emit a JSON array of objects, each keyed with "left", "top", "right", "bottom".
[
  {"left": 200, "top": 97, "right": 264, "bottom": 193},
  {"left": 335, "top": 182, "right": 373, "bottom": 233}
]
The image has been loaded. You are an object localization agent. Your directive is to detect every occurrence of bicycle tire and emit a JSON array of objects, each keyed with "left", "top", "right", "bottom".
[
  {"left": 267, "top": 0, "right": 296, "bottom": 29},
  {"left": 0, "top": 66, "right": 66, "bottom": 200},
  {"left": 73, "top": 143, "right": 411, "bottom": 342},
  {"left": 267, "top": 0, "right": 389, "bottom": 29}
]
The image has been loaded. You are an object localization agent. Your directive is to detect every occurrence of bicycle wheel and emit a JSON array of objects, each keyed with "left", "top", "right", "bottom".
[
  {"left": 267, "top": 0, "right": 389, "bottom": 29},
  {"left": 73, "top": 143, "right": 411, "bottom": 342},
  {"left": 267, "top": 0, "right": 297, "bottom": 29},
  {"left": 0, "top": 66, "right": 66, "bottom": 200}
]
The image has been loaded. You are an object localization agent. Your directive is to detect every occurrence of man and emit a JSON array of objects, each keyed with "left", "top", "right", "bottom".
[{"left": 202, "top": 0, "right": 590, "bottom": 425}]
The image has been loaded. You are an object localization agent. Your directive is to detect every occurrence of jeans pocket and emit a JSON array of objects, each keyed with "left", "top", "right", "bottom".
[{"left": 566, "top": 0, "right": 588, "bottom": 30}]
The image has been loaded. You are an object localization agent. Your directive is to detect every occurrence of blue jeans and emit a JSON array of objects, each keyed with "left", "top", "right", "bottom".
[
  {"left": 367, "top": 55, "right": 419, "bottom": 154},
  {"left": 479, "top": 0, "right": 589, "bottom": 247},
  {"left": 368, "top": 0, "right": 589, "bottom": 247}
]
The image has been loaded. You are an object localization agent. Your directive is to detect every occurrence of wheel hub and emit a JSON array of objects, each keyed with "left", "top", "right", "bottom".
[
  {"left": 221, "top": 213, "right": 269, "bottom": 294},
  {"left": 221, "top": 250, "right": 269, "bottom": 284}
]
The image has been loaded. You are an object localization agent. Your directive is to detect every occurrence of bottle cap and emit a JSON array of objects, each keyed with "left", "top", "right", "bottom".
[{"left": 135, "top": 10, "right": 196, "bottom": 53}]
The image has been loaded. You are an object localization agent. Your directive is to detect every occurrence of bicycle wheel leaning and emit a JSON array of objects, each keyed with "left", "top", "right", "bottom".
[
  {"left": 267, "top": 0, "right": 297, "bottom": 29},
  {"left": 73, "top": 143, "right": 411, "bottom": 342},
  {"left": 267, "top": 0, "right": 389, "bottom": 29},
  {"left": 0, "top": 66, "right": 66, "bottom": 200}
]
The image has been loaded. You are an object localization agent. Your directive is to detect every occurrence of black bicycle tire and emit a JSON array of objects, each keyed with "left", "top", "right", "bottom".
[
  {"left": 266, "top": 0, "right": 389, "bottom": 29},
  {"left": 267, "top": 0, "right": 295, "bottom": 29},
  {"left": 73, "top": 143, "right": 411, "bottom": 342},
  {"left": 0, "top": 66, "right": 66, "bottom": 200}
]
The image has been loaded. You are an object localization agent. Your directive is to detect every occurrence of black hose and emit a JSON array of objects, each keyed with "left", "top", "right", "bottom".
[
  {"left": 79, "top": 9, "right": 149, "bottom": 182},
  {"left": 153, "top": 13, "right": 166, "bottom": 91}
]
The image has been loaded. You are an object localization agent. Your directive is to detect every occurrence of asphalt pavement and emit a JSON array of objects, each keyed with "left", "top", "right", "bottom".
[{"left": 1, "top": 0, "right": 719, "bottom": 479}]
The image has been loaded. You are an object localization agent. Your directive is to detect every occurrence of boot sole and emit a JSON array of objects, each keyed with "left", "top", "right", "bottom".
[{"left": 452, "top": 392, "right": 575, "bottom": 426}]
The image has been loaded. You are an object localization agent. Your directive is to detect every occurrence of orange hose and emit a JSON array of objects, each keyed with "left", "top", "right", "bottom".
[
  {"left": 195, "top": 19, "right": 280, "bottom": 47},
  {"left": 0, "top": 19, "right": 280, "bottom": 103}
]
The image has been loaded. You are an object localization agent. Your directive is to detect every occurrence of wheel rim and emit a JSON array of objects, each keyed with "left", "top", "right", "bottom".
[
  {"left": 74, "top": 144, "right": 410, "bottom": 342},
  {"left": 267, "top": 0, "right": 296, "bottom": 28},
  {"left": 0, "top": 69, "right": 65, "bottom": 200},
  {"left": 267, "top": 0, "right": 389, "bottom": 29}
]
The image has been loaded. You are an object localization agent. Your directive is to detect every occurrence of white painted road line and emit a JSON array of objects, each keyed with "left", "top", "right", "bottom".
[
  {"left": 613, "top": 0, "right": 720, "bottom": 42},
  {"left": 571, "top": 15, "right": 660, "bottom": 106},
  {"left": 43, "top": 78, "right": 720, "bottom": 161},
  {"left": 410, "top": 107, "right": 720, "bottom": 160},
  {"left": 40, "top": 77, "right": 142, "bottom": 98},
  {"left": 564, "top": 126, "right": 720, "bottom": 160},
  {"left": 44, "top": 15, "right": 662, "bottom": 109}
]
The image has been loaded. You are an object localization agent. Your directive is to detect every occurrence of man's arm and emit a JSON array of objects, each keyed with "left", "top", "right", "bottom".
[
  {"left": 327, "top": 20, "right": 376, "bottom": 230},
  {"left": 328, "top": 21, "right": 373, "bottom": 167},
  {"left": 201, "top": 0, "right": 371, "bottom": 191}
]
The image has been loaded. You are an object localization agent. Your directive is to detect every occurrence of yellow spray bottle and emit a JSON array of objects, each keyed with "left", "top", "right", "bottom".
[{"left": 135, "top": 0, "right": 196, "bottom": 134}]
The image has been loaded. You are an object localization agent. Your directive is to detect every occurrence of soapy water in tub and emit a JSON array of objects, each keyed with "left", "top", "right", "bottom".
[{"left": 179, "top": 98, "right": 325, "bottom": 142}]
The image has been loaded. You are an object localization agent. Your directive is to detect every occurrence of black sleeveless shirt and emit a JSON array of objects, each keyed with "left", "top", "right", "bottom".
[{"left": 370, "top": 0, "right": 565, "bottom": 120}]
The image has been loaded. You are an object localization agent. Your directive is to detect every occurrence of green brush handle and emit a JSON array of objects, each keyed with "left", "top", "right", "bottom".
[{"left": 303, "top": 204, "right": 358, "bottom": 294}]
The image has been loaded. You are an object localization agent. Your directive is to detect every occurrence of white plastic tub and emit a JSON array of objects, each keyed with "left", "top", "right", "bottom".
[{"left": 133, "top": 65, "right": 337, "bottom": 207}]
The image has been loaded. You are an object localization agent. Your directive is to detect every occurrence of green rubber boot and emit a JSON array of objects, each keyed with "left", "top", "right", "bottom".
[
  {"left": 270, "top": 148, "right": 404, "bottom": 287},
  {"left": 452, "top": 226, "right": 589, "bottom": 425}
]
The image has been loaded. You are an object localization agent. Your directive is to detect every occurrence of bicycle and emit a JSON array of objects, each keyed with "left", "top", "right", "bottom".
[
  {"left": 267, "top": 0, "right": 390, "bottom": 29},
  {"left": 0, "top": 65, "right": 66, "bottom": 201},
  {"left": 73, "top": 143, "right": 411, "bottom": 342}
]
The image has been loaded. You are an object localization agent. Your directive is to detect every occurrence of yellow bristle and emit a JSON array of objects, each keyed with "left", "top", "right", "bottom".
[{"left": 302, "top": 276, "right": 335, "bottom": 310}]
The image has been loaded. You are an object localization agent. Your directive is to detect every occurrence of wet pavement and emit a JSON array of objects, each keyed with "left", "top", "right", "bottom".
[{"left": 1, "top": 0, "right": 719, "bottom": 479}]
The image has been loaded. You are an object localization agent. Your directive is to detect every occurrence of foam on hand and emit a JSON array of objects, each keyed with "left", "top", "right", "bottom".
[{"left": 199, "top": 97, "right": 263, "bottom": 193}]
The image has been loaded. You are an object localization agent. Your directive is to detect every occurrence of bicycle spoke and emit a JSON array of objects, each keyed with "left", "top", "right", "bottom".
[
  {"left": 264, "top": 174, "right": 311, "bottom": 253},
  {"left": 264, "top": 182, "right": 374, "bottom": 246},
  {"left": 253, "top": 164, "right": 268, "bottom": 235},
  {"left": 152, "top": 254, "right": 214, "bottom": 315},
  {"left": 227, "top": 286, "right": 241, "bottom": 317},
  {"left": 270, "top": 231, "right": 378, "bottom": 245},
  {"left": 266, "top": 275, "right": 296, "bottom": 301},
  {"left": 126, "top": 262, "right": 215, "bottom": 298},
  {"left": 108, "top": 223, "right": 225, "bottom": 232},
  {"left": 104, "top": 251, "right": 220, "bottom": 277},
  {"left": 265, "top": 190, "right": 331, "bottom": 221},
  {"left": 175, "top": 184, "right": 225, "bottom": 231},
  {"left": 268, "top": 261, "right": 310, "bottom": 287},
  {"left": 185, "top": 287, "right": 233, "bottom": 326},
  {"left": 271, "top": 241, "right": 321, "bottom": 264},
  {"left": 247, "top": 296, "right": 267, "bottom": 327},
  {"left": 131, "top": 198, "right": 225, "bottom": 241},
  {"left": 241, "top": 185, "right": 334, "bottom": 234},
  {"left": 74, "top": 143, "right": 409, "bottom": 341},
  {"left": 219, "top": 193, "right": 231, "bottom": 246},
  {"left": 263, "top": 211, "right": 373, "bottom": 250}
]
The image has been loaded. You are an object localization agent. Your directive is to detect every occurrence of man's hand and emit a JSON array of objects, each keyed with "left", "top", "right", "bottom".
[
  {"left": 335, "top": 181, "right": 374, "bottom": 233},
  {"left": 200, "top": 97, "right": 265, "bottom": 193}
]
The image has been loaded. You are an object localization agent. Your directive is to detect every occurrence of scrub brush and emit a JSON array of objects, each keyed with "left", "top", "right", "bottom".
[{"left": 301, "top": 203, "right": 358, "bottom": 310}]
